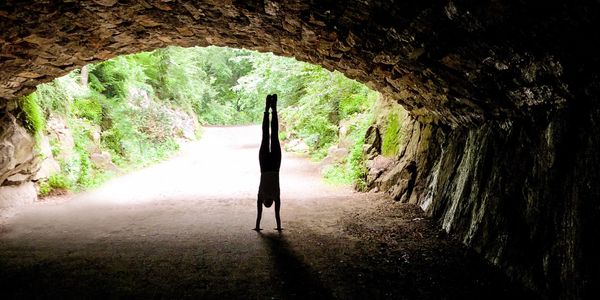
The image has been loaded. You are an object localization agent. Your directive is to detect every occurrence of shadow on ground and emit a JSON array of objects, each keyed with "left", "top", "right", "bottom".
[
  {"left": 259, "top": 232, "right": 333, "bottom": 299},
  {"left": 0, "top": 127, "right": 539, "bottom": 299}
]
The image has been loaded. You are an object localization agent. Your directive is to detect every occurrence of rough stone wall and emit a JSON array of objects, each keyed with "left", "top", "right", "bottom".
[
  {"left": 0, "top": 106, "right": 40, "bottom": 187},
  {"left": 1, "top": 0, "right": 591, "bottom": 125},
  {"left": 369, "top": 107, "right": 600, "bottom": 298},
  {"left": 429, "top": 116, "right": 597, "bottom": 298},
  {"left": 2, "top": 0, "right": 600, "bottom": 298}
]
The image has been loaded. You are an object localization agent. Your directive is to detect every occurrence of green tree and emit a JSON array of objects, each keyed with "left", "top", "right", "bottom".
[{"left": 24, "top": 45, "right": 387, "bottom": 194}]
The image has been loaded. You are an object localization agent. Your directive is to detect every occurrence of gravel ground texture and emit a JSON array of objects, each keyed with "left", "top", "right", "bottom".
[{"left": 0, "top": 126, "right": 536, "bottom": 299}]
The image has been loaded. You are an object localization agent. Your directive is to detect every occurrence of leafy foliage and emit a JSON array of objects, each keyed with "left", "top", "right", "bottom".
[
  {"left": 38, "top": 174, "right": 70, "bottom": 197},
  {"left": 72, "top": 98, "right": 103, "bottom": 124},
  {"left": 232, "top": 51, "right": 378, "bottom": 163},
  {"left": 322, "top": 111, "right": 373, "bottom": 189},
  {"left": 19, "top": 94, "right": 45, "bottom": 137},
  {"left": 26, "top": 45, "right": 391, "bottom": 194}
]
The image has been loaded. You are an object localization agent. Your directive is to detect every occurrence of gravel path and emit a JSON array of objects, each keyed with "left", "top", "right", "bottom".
[{"left": 0, "top": 126, "right": 535, "bottom": 299}]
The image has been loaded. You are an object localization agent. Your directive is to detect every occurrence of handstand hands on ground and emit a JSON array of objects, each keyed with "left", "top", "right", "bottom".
[{"left": 255, "top": 94, "right": 282, "bottom": 232}]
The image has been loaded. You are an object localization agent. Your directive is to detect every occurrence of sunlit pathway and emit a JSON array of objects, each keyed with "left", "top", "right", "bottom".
[
  {"left": 0, "top": 126, "right": 533, "bottom": 299},
  {"left": 0, "top": 126, "right": 363, "bottom": 299}
]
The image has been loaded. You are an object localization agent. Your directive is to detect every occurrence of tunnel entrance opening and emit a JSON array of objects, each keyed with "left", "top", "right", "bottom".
[
  {"left": 2, "top": 1, "right": 600, "bottom": 298},
  {"left": 8, "top": 45, "right": 394, "bottom": 198},
  {"left": 0, "top": 44, "right": 530, "bottom": 299}
]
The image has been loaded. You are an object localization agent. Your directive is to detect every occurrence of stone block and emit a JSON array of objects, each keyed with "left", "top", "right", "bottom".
[{"left": 0, "top": 182, "right": 37, "bottom": 209}]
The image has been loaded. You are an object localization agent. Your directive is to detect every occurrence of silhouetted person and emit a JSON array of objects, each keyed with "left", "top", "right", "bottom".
[{"left": 255, "top": 94, "right": 282, "bottom": 231}]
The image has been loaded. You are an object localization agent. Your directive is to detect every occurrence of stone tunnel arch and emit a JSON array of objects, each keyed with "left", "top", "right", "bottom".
[
  {"left": 2, "top": 1, "right": 600, "bottom": 299},
  {"left": 3, "top": 0, "right": 584, "bottom": 126},
  {"left": 2, "top": 0, "right": 438, "bottom": 121}
]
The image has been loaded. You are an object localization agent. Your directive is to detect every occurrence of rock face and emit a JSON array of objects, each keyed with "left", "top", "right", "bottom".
[
  {"left": 46, "top": 115, "right": 121, "bottom": 175},
  {"left": 1, "top": 0, "right": 600, "bottom": 298},
  {"left": 46, "top": 116, "right": 76, "bottom": 161},
  {"left": 33, "top": 135, "right": 60, "bottom": 181},
  {"left": 284, "top": 139, "right": 309, "bottom": 153},
  {"left": 0, "top": 1, "right": 588, "bottom": 126},
  {"left": 90, "top": 152, "right": 119, "bottom": 173},
  {"left": 368, "top": 105, "right": 600, "bottom": 298},
  {"left": 0, "top": 181, "right": 37, "bottom": 209},
  {"left": 320, "top": 146, "right": 348, "bottom": 168},
  {"left": 0, "top": 113, "right": 39, "bottom": 186},
  {"left": 128, "top": 87, "right": 199, "bottom": 141}
]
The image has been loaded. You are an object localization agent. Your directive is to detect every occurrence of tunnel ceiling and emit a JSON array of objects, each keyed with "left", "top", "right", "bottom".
[{"left": 1, "top": 0, "right": 598, "bottom": 126}]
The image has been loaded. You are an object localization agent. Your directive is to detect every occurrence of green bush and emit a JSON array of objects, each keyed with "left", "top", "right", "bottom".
[
  {"left": 149, "top": 137, "right": 180, "bottom": 163},
  {"left": 322, "top": 164, "right": 353, "bottom": 185},
  {"left": 76, "top": 149, "right": 93, "bottom": 187},
  {"left": 34, "top": 81, "right": 70, "bottom": 116},
  {"left": 135, "top": 105, "right": 174, "bottom": 142},
  {"left": 19, "top": 94, "right": 46, "bottom": 137},
  {"left": 48, "top": 174, "right": 70, "bottom": 189},
  {"left": 49, "top": 137, "right": 61, "bottom": 157},
  {"left": 348, "top": 135, "right": 368, "bottom": 190},
  {"left": 348, "top": 127, "right": 368, "bottom": 187},
  {"left": 72, "top": 98, "right": 103, "bottom": 124},
  {"left": 101, "top": 126, "right": 126, "bottom": 157},
  {"left": 23, "top": 45, "right": 391, "bottom": 196},
  {"left": 278, "top": 131, "right": 287, "bottom": 141},
  {"left": 38, "top": 182, "right": 51, "bottom": 197},
  {"left": 60, "top": 154, "right": 82, "bottom": 187},
  {"left": 318, "top": 110, "right": 373, "bottom": 189},
  {"left": 38, "top": 174, "right": 71, "bottom": 197}
]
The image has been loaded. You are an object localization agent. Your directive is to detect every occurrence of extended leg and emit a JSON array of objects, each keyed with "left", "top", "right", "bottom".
[
  {"left": 259, "top": 96, "right": 271, "bottom": 172},
  {"left": 270, "top": 94, "right": 282, "bottom": 170}
]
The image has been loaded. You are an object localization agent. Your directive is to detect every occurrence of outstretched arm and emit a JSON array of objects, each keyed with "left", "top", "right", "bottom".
[
  {"left": 274, "top": 198, "right": 282, "bottom": 231},
  {"left": 254, "top": 199, "right": 263, "bottom": 231}
]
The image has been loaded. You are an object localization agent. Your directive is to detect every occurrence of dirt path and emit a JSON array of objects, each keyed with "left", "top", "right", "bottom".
[{"left": 0, "top": 126, "right": 534, "bottom": 299}]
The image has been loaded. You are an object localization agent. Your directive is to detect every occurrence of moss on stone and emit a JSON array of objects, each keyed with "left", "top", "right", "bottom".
[
  {"left": 18, "top": 94, "right": 45, "bottom": 146},
  {"left": 382, "top": 111, "right": 401, "bottom": 157}
]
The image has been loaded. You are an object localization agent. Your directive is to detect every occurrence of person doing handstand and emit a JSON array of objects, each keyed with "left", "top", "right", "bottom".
[{"left": 255, "top": 94, "right": 282, "bottom": 231}]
